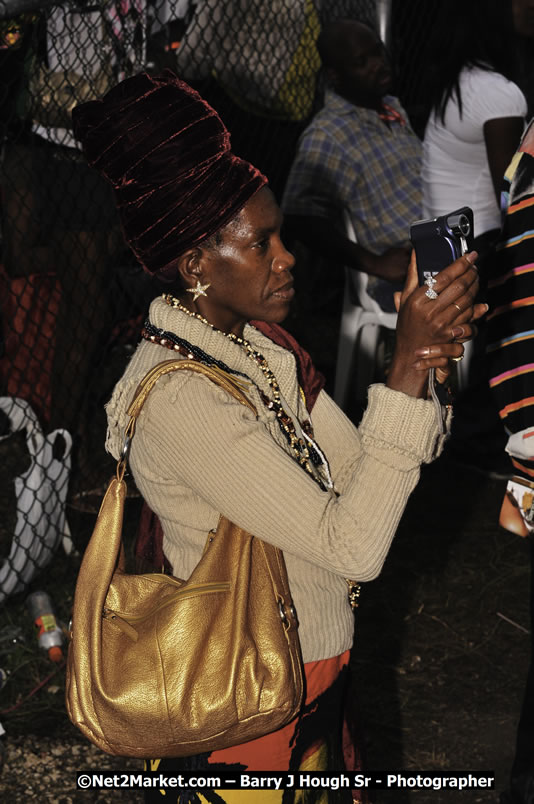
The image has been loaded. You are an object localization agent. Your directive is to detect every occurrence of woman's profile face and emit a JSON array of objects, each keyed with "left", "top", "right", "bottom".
[{"left": 194, "top": 187, "right": 295, "bottom": 336}]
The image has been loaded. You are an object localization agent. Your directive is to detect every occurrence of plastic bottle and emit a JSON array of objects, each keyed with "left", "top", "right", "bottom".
[{"left": 27, "top": 590, "right": 64, "bottom": 662}]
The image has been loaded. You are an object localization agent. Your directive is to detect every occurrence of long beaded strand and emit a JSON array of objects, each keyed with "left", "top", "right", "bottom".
[{"left": 147, "top": 295, "right": 333, "bottom": 489}]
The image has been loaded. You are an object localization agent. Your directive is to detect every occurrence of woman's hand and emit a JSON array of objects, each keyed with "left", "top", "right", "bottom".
[{"left": 386, "top": 250, "right": 488, "bottom": 398}]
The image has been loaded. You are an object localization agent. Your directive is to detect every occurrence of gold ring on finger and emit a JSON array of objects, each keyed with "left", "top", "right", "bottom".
[
  {"left": 453, "top": 303, "right": 462, "bottom": 313},
  {"left": 452, "top": 354, "right": 464, "bottom": 362}
]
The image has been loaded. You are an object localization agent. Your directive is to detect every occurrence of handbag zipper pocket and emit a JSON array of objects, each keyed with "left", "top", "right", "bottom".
[{"left": 102, "top": 581, "right": 230, "bottom": 640}]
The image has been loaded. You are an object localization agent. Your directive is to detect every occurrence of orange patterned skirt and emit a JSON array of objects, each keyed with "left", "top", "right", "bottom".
[{"left": 144, "top": 650, "right": 367, "bottom": 803}]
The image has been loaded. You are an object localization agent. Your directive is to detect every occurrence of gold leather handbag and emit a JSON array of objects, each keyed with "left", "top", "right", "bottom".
[{"left": 65, "top": 359, "right": 304, "bottom": 757}]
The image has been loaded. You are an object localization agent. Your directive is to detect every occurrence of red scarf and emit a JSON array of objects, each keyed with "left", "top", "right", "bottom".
[{"left": 378, "top": 102, "right": 405, "bottom": 126}]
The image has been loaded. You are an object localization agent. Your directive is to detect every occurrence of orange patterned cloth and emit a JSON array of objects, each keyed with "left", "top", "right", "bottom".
[{"left": 144, "top": 650, "right": 368, "bottom": 803}]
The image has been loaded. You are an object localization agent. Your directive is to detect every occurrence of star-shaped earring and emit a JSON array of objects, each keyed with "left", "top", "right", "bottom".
[{"left": 186, "top": 279, "right": 211, "bottom": 302}]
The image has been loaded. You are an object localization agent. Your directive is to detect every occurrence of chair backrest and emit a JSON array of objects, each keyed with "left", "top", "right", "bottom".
[{"left": 343, "top": 213, "right": 397, "bottom": 329}]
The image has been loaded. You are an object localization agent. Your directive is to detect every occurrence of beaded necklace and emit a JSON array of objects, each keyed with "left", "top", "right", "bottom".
[{"left": 142, "top": 294, "right": 334, "bottom": 491}]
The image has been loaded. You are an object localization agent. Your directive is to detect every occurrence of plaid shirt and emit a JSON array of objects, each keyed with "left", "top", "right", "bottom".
[{"left": 282, "top": 90, "right": 422, "bottom": 255}]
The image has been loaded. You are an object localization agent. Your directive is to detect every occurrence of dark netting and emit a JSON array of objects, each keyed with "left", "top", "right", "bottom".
[{"left": 0, "top": 0, "right": 428, "bottom": 600}]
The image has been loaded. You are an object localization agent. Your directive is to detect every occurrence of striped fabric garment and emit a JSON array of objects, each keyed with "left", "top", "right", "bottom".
[{"left": 487, "top": 119, "right": 534, "bottom": 481}]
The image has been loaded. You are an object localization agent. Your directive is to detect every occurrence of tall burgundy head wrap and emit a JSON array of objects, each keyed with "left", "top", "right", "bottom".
[{"left": 71, "top": 70, "right": 267, "bottom": 279}]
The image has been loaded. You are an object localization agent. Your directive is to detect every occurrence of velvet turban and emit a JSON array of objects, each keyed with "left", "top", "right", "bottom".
[{"left": 71, "top": 70, "right": 267, "bottom": 279}]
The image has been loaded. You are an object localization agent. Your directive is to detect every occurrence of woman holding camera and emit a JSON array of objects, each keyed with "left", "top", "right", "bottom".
[{"left": 72, "top": 71, "right": 485, "bottom": 801}]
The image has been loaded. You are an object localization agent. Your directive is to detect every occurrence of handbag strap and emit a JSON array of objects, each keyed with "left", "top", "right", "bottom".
[
  {"left": 119, "top": 359, "right": 256, "bottom": 472},
  {"left": 109, "top": 359, "right": 258, "bottom": 573}
]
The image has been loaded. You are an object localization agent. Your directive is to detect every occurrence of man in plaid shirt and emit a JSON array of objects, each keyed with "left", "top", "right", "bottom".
[{"left": 282, "top": 19, "right": 422, "bottom": 312}]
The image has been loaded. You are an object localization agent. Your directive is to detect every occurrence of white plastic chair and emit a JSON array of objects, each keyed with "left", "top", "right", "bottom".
[{"left": 334, "top": 216, "right": 397, "bottom": 410}]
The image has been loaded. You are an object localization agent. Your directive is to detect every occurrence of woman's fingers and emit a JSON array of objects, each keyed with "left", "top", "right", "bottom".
[
  {"left": 401, "top": 250, "right": 481, "bottom": 318},
  {"left": 403, "top": 249, "right": 419, "bottom": 297},
  {"left": 432, "top": 274, "right": 479, "bottom": 315},
  {"left": 447, "top": 302, "right": 487, "bottom": 339},
  {"left": 433, "top": 251, "right": 478, "bottom": 290},
  {"left": 417, "top": 260, "right": 487, "bottom": 340},
  {"left": 413, "top": 356, "right": 460, "bottom": 370},
  {"left": 450, "top": 322, "right": 478, "bottom": 343},
  {"left": 391, "top": 249, "right": 484, "bottom": 388},
  {"left": 448, "top": 299, "right": 486, "bottom": 338},
  {"left": 471, "top": 302, "right": 489, "bottom": 321},
  {"left": 412, "top": 341, "right": 465, "bottom": 369},
  {"left": 422, "top": 251, "right": 479, "bottom": 313},
  {"left": 434, "top": 366, "right": 450, "bottom": 385}
]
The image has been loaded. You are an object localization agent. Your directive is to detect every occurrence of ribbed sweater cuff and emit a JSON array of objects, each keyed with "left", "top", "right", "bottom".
[{"left": 359, "top": 384, "right": 443, "bottom": 463}]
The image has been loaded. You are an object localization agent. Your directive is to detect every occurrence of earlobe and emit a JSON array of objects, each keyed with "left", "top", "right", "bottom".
[{"left": 176, "top": 247, "right": 204, "bottom": 287}]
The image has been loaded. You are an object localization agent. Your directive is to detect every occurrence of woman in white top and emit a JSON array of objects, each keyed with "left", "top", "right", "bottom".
[
  {"left": 421, "top": 0, "right": 528, "bottom": 477},
  {"left": 422, "top": 0, "right": 527, "bottom": 253}
]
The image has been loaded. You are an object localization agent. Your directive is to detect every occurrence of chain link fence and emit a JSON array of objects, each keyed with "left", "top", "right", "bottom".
[{"left": 0, "top": 0, "right": 434, "bottom": 601}]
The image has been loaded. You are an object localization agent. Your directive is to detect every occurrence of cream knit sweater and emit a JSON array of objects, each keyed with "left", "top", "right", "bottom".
[{"left": 106, "top": 297, "right": 448, "bottom": 663}]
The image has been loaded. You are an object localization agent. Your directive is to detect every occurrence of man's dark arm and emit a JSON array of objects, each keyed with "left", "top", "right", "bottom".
[{"left": 284, "top": 213, "right": 411, "bottom": 284}]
